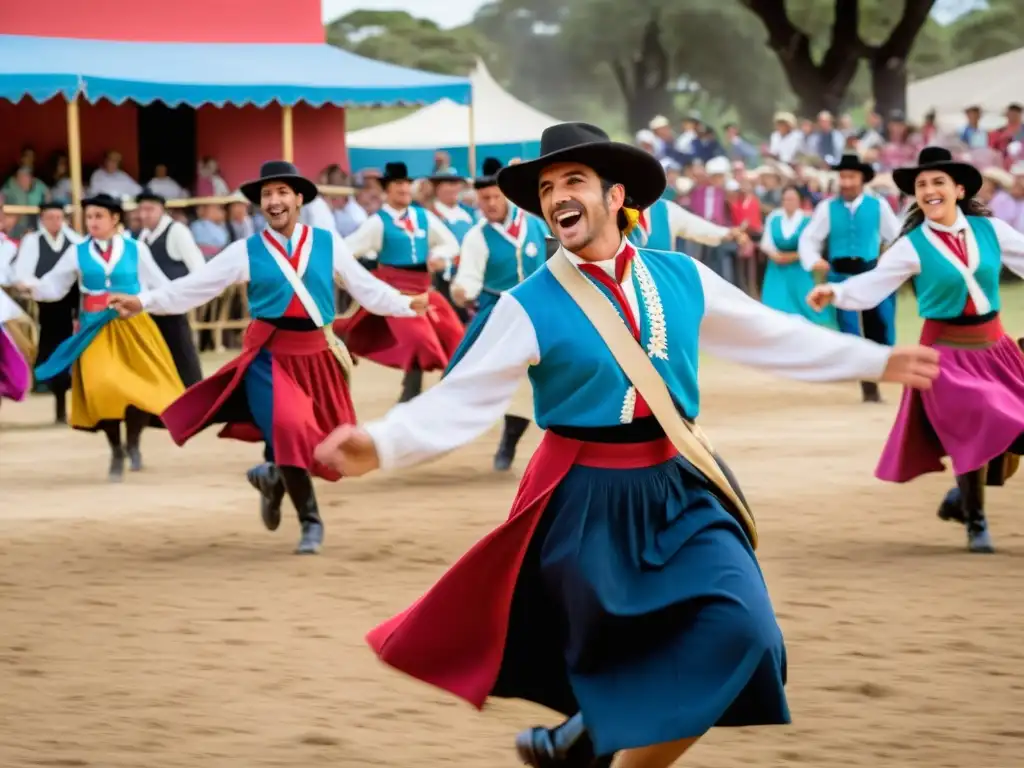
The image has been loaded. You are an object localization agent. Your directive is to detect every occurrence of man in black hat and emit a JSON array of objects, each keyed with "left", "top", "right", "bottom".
[
  {"left": 798, "top": 152, "right": 903, "bottom": 402},
  {"left": 426, "top": 166, "right": 475, "bottom": 324},
  {"left": 110, "top": 160, "right": 426, "bottom": 555},
  {"left": 338, "top": 161, "right": 463, "bottom": 403},
  {"left": 315, "top": 123, "right": 940, "bottom": 767},
  {"left": 135, "top": 189, "right": 204, "bottom": 387},
  {"left": 12, "top": 201, "right": 81, "bottom": 422}
]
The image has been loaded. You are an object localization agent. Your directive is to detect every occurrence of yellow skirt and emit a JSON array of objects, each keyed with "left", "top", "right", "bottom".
[{"left": 70, "top": 313, "right": 185, "bottom": 430}]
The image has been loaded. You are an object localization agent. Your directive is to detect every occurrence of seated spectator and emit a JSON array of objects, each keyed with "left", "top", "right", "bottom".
[
  {"left": 190, "top": 204, "right": 230, "bottom": 258},
  {"left": 225, "top": 192, "right": 255, "bottom": 241},
  {"left": 194, "top": 157, "right": 229, "bottom": 197},
  {"left": 48, "top": 153, "right": 73, "bottom": 204},
  {"left": 960, "top": 105, "right": 989, "bottom": 149},
  {"left": 89, "top": 150, "right": 142, "bottom": 198},
  {"left": 767, "top": 112, "right": 803, "bottom": 164},
  {"left": 1, "top": 165, "right": 49, "bottom": 238},
  {"left": 146, "top": 163, "right": 187, "bottom": 200}
]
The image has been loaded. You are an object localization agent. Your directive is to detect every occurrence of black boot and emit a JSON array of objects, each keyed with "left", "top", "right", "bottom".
[
  {"left": 399, "top": 368, "right": 423, "bottom": 403},
  {"left": 860, "top": 381, "right": 882, "bottom": 403},
  {"left": 102, "top": 422, "right": 124, "bottom": 482},
  {"left": 494, "top": 415, "right": 530, "bottom": 471},
  {"left": 280, "top": 466, "right": 324, "bottom": 555},
  {"left": 958, "top": 469, "right": 994, "bottom": 553},
  {"left": 125, "top": 407, "right": 146, "bottom": 472},
  {"left": 246, "top": 462, "right": 285, "bottom": 531},
  {"left": 54, "top": 392, "right": 67, "bottom": 425},
  {"left": 515, "top": 714, "right": 613, "bottom": 768},
  {"left": 936, "top": 486, "right": 964, "bottom": 523}
]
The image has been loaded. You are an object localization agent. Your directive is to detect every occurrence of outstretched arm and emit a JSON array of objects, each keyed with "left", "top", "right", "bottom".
[
  {"left": 344, "top": 216, "right": 385, "bottom": 260},
  {"left": 19, "top": 247, "right": 79, "bottom": 302},
  {"left": 990, "top": 217, "right": 1024, "bottom": 279},
  {"left": 666, "top": 199, "right": 731, "bottom": 246},
  {"left": 797, "top": 201, "right": 831, "bottom": 271},
  {"left": 330, "top": 232, "right": 415, "bottom": 317},
  {"left": 823, "top": 238, "right": 918, "bottom": 310},
  {"left": 138, "top": 240, "right": 248, "bottom": 315}
]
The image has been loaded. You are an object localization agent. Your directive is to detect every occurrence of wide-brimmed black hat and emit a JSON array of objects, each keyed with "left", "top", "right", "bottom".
[
  {"left": 38, "top": 201, "right": 65, "bottom": 213},
  {"left": 474, "top": 157, "right": 503, "bottom": 190},
  {"left": 427, "top": 167, "right": 466, "bottom": 185},
  {"left": 239, "top": 160, "right": 318, "bottom": 206},
  {"left": 135, "top": 188, "right": 166, "bottom": 206},
  {"left": 893, "top": 146, "right": 983, "bottom": 198},
  {"left": 497, "top": 122, "right": 666, "bottom": 217},
  {"left": 831, "top": 153, "right": 876, "bottom": 183},
  {"left": 82, "top": 193, "right": 123, "bottom": 216},
  {"left": 381, "top": 162, "right": 412, "bottom": 187}
]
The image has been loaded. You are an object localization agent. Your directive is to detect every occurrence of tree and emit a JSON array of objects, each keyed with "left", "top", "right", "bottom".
[{"left": 739, "top": 0, "right": 938, "bottom": 117}]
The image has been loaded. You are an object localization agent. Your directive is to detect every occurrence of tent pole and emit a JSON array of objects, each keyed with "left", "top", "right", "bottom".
[
  {"left": 467, "top": 90, "right": 476, "bottom": 176},
  {"left": 282, "top": 105, "right": 294, "bottom": 162},
  {"left": 66, "top": 93, "right": 84, "bottom": 233}
]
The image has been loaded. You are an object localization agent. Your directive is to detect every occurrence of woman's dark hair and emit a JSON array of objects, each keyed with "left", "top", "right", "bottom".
[
  {"left": 780, "top": 183, "right": 804, "bottom": 201},
  {"left": 899, "top": 194, "right": 992, "bottom": 238}
]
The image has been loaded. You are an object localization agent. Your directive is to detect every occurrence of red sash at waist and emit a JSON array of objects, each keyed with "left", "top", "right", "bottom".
[
  {"left": 82, "top": 293, "right": 110, "bottom": 313},
  {"left": 243, "top": 319, "right": 330, "bottom": 356},
  {"left": 365, "top": 431, "right": 679, "bottom": 709},
  {"left": 921, "top": 315, "right": 1004, "bottom": 347},
  {"left": 375, "top": 265, "right": 431, "bottom": 294}
]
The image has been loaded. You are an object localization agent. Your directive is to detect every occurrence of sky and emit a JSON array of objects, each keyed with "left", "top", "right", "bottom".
[{"left": 322, "top": 0, "right": 488, "bottom": 28}]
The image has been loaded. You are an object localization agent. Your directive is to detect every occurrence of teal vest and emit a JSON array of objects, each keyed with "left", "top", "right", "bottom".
[
  {"left": 245, "top": 227, "right": 336, "bottom": 325},
  {"left": 908, "top": 216, "right": 1002, "bottom": 319},
  {"left": 478, "top": 209, "right": 548, "bottom": 293},
  {"left": 510, "top": 247, "right": 704, "bottom": 427},
  {"left": 769, "top": 211, "right": 809, "bottom": 252},
  {"left": 76, "top": 237, "right": 141, "bottom": 319},
  {"left": 827, "top": 196, "right": 881, "bottom": 260},
  {"left": 627, "top": 198, "right": 673, "bottom": 251},
  {"left": 376, "top": 208, "right": 430, "bottom": 267},
  {"left": 437, "top": 207, "right": 475, "bottom": 245}
]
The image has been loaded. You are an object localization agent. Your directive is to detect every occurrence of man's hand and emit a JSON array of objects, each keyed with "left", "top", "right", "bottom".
[
  {"left": 811, "top": 258, "right": 830, "bottom": 274},
  {"left": 9, "top": 282, "right": 33, "bottom": 299},
  {"left": 409, "top": 293, "right": 429, "bottom": 315},
  {"left": 806, "top": 285, "right": 835, "bottom": 311},
  {"left": 108, "top": 294, "right": 143, "bottom": 318},
  {"left": 881, "top": 345, "right": 940, "bottom": 390},
  {"left": 427, "top": 255, "right": 448, "bottom": 273},
  {"left": 314, "top": 425, "right": 381, "bottom": 477},
  {"left": 450, "top": 284, "right": 469, "bottom": 307}
]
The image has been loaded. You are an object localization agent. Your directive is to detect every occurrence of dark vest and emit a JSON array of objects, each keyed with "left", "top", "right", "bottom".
[
  {"left": 148, "top": 223, "right": 189, "bottom": 280},
  {"left": 36, "top": 232, "right": 72, "bottom": 277}
]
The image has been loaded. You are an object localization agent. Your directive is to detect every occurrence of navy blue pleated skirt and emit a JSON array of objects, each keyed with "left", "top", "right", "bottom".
[{"left": 492, "top": 455, "right": 790, "bottom": 756}]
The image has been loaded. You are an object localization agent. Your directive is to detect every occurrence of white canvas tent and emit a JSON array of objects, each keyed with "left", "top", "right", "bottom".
[
  {"left": 907, "top": 47, "right": 1024, "bottom": 131},
  {"left": 346, "top": 60, "right": 560, "bottom": 176}
]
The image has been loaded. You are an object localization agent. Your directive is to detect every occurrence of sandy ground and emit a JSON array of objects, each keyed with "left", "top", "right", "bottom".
[{"left": 1, "top": 357, "right": 1023, "bottom": 768}]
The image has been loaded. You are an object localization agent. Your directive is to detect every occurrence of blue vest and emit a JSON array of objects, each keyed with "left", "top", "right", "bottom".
[
  {"left": 627, "top": 198, "right": 673, "bottom": 251},
  {"left": 909, "top": 216, "right": 1002, "bottom": 319},
  {"left": 769, "top": 211, "right": 809, "bottom": 252},
  {"left": 376, "top": 208, "right": 430, "bottom": 267},
  {"left": 245, "top": 227, "right": 336, "bottom": 325},
  {"left": 458, "top": 202, "right": 478, "bottom": 222},
  {"left": 77, "top": 237, "right": 141, "bottom": 319},
  {"left": 437, "top": 209, "right": 475, "bottom": 245},
  {"left": 511, "top": 248, "right": 704, "bottom": 428},
  {"left": 826, "top": 196, "right": 881, "bottom": 260},
  {"left": 479, "top": 211, "right": 547, "bottom": 293}
]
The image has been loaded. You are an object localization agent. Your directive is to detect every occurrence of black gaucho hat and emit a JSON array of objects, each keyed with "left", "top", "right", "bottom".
[
  {"left": 831, "top": 153, "right": 876, "bottom": 183},
  {"left": 892, "top": 146, "right": 983, "bottom": 199},
  {"left": 81, "top": 193, "right": 123, "bottom": 217},
  {"left": 135, "top": 188, "right": 166, "bottom": 206},
  {"left": 474, "top": 157, "right": 503, "bottom": 190},
  {"left": 38, "top": 201, "right": 65, "bottom": 213},
  {"left": 239, "top": 160, "right": 319, "bottom": 206},
  {"left": 496, "top": 122, "right": 666, "bottom": 217},
  {"left": 381, "top": 162, "right": 412, "bottom": 188}
]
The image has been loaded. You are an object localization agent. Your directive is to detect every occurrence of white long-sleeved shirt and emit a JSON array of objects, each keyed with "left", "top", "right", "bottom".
[
  {"left": 760, "top": 209, "right": 808, "bottom": 261},
  {"left": 23, "top": 235, "right": 170, "bottom": 302},
  {"left": 344, "top": 204, "right": 460, "bottom": 264},
  {"left": 452, "top": 206, "right": 532, "bottom": 301},
  {"left": 0, "top": 285, "right": 27, "bottom": 324},
  {"left": 798, "top": 194, "right": 903, "bottom": 271},
  {"left": 13, "top": 227, "right": 84, "bottom": 283},
  {"left": 363, "top": 239, "right": 893, "bottom": 471},
  {"left": 829, "top": 212, "right": 1024, "bottom": 311},
  {"left": 0, "top": 235, "right": 19, "bottom": 286},
  {"left": 138, "top": 223, "right": 414, "bottom": 320},
  {"left": 299, "top": 196, "right": 339, "bottom": 234},
  {"left": 768, "top": 130, "right": 805, "bottom": 164},
  {"left": 139, "top": 215, "right": 206, "bottom": 275},
  {"left": 662, "top": 198, "right": 731, "bottom": 246}
]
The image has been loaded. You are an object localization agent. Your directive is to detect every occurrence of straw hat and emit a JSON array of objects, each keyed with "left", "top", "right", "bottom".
[
  {"left": 773, "top": 111, "right": 797, "bottom": 127},
  {"left": 981, "top": 166, "right": 1014, "bottom": 189}
]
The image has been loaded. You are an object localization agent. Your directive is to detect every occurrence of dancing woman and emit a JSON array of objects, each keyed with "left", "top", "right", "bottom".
[
  {"left": 13, "top": 194, "right": 184, "bottom": 479},
  {"left": 0, "top": 288, "right": 31, "bottom": 408},
  {"left": 809, "top": 147, "right": 1024, "bottom": 553},
  {"left": 760, "top": 186, "right": 835, "bottom": 327}
]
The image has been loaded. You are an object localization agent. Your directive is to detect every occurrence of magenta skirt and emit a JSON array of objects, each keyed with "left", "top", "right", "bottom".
[
  {"left": 0, "top": 325, "right": 30, "bottom": 402},
  {"left": 876, "top": 316, "right": 1024, "bottom": 482}
]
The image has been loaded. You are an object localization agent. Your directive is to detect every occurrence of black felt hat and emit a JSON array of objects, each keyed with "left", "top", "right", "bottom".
[
  {"left": 474, "top": 157, "right": 503, "bottom": 190},
  {"left": 38, "top": 201, "right": 65, "bottom": 212},
  {"left": 81, "top": 193, "right": 123, "bottom": 217},
  {"left": 239, "top": 160, "right": 319, "bottom": 206},
  {"left": 496, "top": 122, "right": 666, "bottom": 217},
  {"left": 381, "top": 162, "right": 412, "bottom": 187},
  {"left": 892, "top": 146, "right": 983, "bottom": 198},
  {"left": 135, "top": 188, "right": 166, "bottom": 206},
  {"left": 831, "top": 153, "right": 876, "bottom": 183}
]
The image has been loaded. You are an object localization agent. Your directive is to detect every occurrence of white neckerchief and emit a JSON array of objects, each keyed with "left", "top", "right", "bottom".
[
  {"left": 40, "top": 227, "right": 66, "bottom": 252},
  {"left": 775, "top": 209, "right": 806, "bottom": 239},
  {"left": 434, "top": 200, "right": 474, "bottom": 225}
]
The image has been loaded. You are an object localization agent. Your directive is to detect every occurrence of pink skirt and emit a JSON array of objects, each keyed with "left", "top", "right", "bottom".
[
  {"left": 876, "top": 316, "right": 1024, "bottom": 482},
  {"left": 0, "top": 326, "right": 30, "bottom": 402}
]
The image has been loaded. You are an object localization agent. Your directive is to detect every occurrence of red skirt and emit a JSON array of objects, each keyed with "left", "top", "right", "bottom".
[
  {"left": 160, "top": 320, "right": 354, "bottom": 480},
  {"left": 365, "top": 432, "right": 678, "bottom": 708},
  {"left": 333, "top": 265, "right": 464, "bottom": 372}
]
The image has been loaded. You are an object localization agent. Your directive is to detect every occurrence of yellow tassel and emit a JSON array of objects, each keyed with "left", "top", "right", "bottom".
[{"left": 622, "top": 206, "right": 640, "bottom": 235}]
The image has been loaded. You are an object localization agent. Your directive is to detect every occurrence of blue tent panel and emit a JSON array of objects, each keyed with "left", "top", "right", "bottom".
[
  {"left": 0, "top": 35, "right": 470, "bottom": 108},
  {"left": 349, "top": 142, "right": 542, "bottom": 178}
]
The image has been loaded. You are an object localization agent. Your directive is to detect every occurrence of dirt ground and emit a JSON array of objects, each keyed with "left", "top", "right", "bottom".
[{"left": 1, "top": 357, "right": 1023, "bottom": 768}]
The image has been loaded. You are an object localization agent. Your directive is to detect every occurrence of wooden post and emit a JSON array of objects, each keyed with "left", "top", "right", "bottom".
[
  {"left": 66, "top": 93, "right": 84, "bottom": 232},
  {"left": 282, "top": 105, "right": 294, "bottom": 162},
  {"left": 467, "top": 91, "right": 476, "bottom": 176}
]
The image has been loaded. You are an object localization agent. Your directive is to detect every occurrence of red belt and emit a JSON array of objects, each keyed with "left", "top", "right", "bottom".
[
  {"left": 82, "top": 293, "right": 110, "bottom": 313},
  {"left": 243, "top": 320, "right": 331, "bottom": 355},
  {"left": 920, "top": 315, "right": 1004, "bottom": 347},
  {"left": 375, "top": 265, "right": 431, "bottom": 294},
  {"left": 573, "top": 437, "right": 677, "bottom": 469}
]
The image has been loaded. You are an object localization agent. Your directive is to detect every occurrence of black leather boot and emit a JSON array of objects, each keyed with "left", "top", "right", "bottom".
[
  {"left": 514, "top": 713, "right": 613, "bottom": 768},
  {"left": 280, "top": 466, "right": 324, "bottom": 555},
  {"left": 936, "top": 486, "right": 964, "bottom": 523},
  {"left": 125, "top": 407, "right": 146, "bottom": 472},
  {"left": 958, "top": 469, "right": 994, "bottom": 553},
  {"left": 54, "top": 392, "right": 67, "bottom": 425},
  {"left": 246, "top": 462, "right": 285, "bottom": 531},
  {"left": 108, "top": 446, "right": 125, "bottom": 482},
  {"left": 860, "top": 381, "right": 882, "bottom": 403},
  {"left": 494, "top": 415, "right": 530, "bottom": 471},
  {"left": 399, "top": 368, "right": 423, "bottom": 403}
]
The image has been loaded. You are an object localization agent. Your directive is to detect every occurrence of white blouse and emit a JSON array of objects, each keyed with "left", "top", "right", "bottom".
[{"left": 759, "top": 210, "right": 807, "bottom": 257}]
